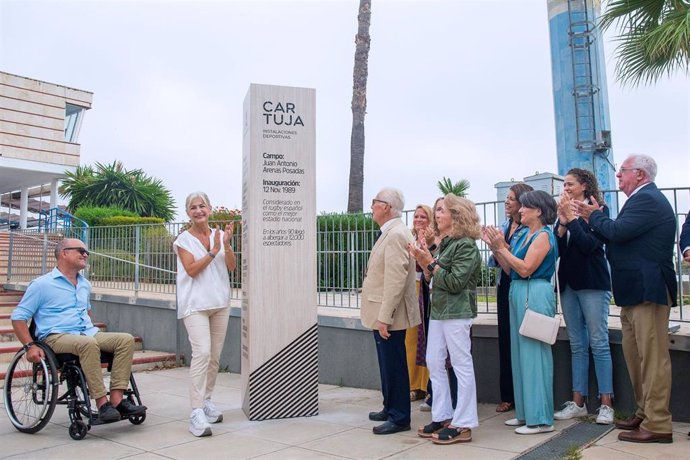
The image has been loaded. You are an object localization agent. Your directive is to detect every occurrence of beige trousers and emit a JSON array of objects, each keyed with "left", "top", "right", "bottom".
[
  {"left": 183, "top": 307, "right": 230, "bottom": 408},
  {"left": 44, "top": 332, "right": 135, "bottom": 400},
  {"left": 620, "top": 302, "right": 672, "bottom": 434}
]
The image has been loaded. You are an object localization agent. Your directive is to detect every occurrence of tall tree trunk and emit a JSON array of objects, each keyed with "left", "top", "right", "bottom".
[{"left": 347, "top": 0, "right": 371, "bottom": 213}]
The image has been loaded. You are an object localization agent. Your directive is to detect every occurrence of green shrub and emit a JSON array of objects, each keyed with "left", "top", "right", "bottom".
[
  {"left": 74, "top": 206, "right": 137, "bottom": 227},
  {"left": 100, "top": 216, "right": 164, "bottom": 226},
  {"left": 317, "top": 213, "right": 379, "bottom": 290}
]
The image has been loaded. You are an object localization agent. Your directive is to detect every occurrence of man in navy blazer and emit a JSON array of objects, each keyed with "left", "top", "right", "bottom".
[
  {"left": 574, "top": 154, "right": 677, "bottom": 444},
  {"left": 680, "top": 213, "right": 690, "bottom": 263}
]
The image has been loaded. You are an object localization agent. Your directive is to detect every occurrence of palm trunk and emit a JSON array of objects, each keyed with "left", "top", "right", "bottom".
[{"left": 347, "top": 0, "right": 371, "bottom": 213}]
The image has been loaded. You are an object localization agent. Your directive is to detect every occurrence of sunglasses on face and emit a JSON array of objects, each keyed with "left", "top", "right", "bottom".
[{"left": 63, "top": 247, "right": 90, "bottom": 256}]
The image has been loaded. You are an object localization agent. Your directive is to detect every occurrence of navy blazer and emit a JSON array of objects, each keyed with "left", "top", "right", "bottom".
[
  {"left": 555, "top": 205, "right": 611, "bottom": 292},
  {"left": 588, "top": 183, "right": 677, "bottom": 307},
  {"left": 680, "top": 213, "right": 690, "bottom": 255}
]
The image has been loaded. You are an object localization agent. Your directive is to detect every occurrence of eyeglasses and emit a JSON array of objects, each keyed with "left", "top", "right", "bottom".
[
  {"left": 371, "top": 199, "right": 389, "bottom": 207},
  {"left": 617, "top": 167, "right": 640, "bottom": 174},
  {"left": 63, "top": 247, "right": 90, "bottom": 256}
]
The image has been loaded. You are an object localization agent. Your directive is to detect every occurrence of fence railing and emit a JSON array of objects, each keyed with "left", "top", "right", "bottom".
[{"left": 4, "top": 187, "right": 689, "bottom": 321}]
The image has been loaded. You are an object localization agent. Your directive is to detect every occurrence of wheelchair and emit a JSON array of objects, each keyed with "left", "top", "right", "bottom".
[{"left": 3, "top": 338, "right": 146, "bottom": 440}]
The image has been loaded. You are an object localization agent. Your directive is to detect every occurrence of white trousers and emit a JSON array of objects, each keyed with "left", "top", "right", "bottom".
[
  {"left": 426, "top": 318, "right": 478, "bottom": 428},
  {"left": 183, "top": 307, "right": 230, "bottom": 408}
]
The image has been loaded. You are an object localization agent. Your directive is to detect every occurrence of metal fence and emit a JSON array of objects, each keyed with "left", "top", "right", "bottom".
[{"left": 4, "top": 187, "right": 689, "bottom": 321}]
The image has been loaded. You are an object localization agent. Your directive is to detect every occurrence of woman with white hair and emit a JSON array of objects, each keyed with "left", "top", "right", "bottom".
[{"left": 174, "top": 192, "right": 236, "bottom": 437}]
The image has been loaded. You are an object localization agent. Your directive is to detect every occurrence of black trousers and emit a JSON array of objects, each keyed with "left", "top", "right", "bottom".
[
  {"left": 497, "top": 272, "right": 514, "bottom": 404},
  {"left": 373, "top": 329, "right": 410, "bottom": 425}
]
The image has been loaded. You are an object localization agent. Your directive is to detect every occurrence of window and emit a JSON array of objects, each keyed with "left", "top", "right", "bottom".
[{"left": 64, "top": 104, "right": 85, "bottom": 142}]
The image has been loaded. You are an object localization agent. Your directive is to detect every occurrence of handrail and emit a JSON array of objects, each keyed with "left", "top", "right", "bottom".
[{"left": 38, "top": 207, "right": 89, "bottom": 243}]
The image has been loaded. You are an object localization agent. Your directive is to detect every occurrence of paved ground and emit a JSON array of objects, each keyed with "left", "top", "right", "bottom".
[{"left": 1, "top": 367, "right": 688, "bottom": 459}]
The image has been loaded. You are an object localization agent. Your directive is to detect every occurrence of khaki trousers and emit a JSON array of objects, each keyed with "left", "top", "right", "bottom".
[
  {"left": 44, "top": 332, "right": 135, "bottom": 400},
  {"left": 620, "top": 302, "right": 672, "bottom": 433}
]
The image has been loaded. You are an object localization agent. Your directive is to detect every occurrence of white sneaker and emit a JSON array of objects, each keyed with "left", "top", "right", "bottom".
[
  {"left": 419, "top": 401, "right": 431, "bottom": 412},
  {"left": 595, "top": 405, "right": 614, "bottom": 425},
  {"left": 189, "top": 408, "right": 212, "bottom": 437},
  {"left": 504, "top": 418, "right": 526, "bottom": 427},
  {"left": 554, "top": 401, "right": 588, "bottom": 420},
  {"left": 515, "top": 424, "right": 554, "bottom": 435},
  {"left": 203, "top": 399, "right": 223, "bottom": 423}
]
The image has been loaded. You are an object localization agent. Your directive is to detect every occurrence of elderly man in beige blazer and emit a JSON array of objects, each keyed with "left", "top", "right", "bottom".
[{"left": 361, "top": 187, "right": 421, "bottom": 435}]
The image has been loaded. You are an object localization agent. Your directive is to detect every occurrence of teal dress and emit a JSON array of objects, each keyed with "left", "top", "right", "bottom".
[{"left": 508, "top": 227, "right": 557, "bottom": 426}]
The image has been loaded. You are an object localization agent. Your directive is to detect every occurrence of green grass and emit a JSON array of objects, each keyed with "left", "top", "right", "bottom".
[{"left": 560, "top": 444, "right": 582, "bottom": 460}]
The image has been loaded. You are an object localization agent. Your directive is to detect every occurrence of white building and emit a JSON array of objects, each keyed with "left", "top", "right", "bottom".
[{"left": 0, "top": 71, "right": 92, "bottom": 228}]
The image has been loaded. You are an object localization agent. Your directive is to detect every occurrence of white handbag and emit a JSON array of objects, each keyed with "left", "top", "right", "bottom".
[{"left": 518, "top": 279, "right": 560, "bottom": 345}]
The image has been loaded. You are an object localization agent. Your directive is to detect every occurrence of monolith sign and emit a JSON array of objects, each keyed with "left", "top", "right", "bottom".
[{"left": 241, "top": 84, "right": 317, "bottom": 420}]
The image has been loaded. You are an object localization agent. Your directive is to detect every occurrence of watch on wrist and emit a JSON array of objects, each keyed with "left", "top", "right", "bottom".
[
  {"left": 427, "top": 260, "right": 438, "bottom": 273},
  {"left": 207, "top": 251, "right": 216, "bottom": 259}
]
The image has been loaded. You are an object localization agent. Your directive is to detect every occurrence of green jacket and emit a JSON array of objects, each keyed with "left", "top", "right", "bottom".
[{"left": 430, "top": 236, "right": 481, "bottom": 320}]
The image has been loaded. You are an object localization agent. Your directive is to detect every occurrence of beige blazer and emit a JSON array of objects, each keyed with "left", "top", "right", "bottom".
[{"left": 360, "top": 218, "right": 420, "bottom": 331}]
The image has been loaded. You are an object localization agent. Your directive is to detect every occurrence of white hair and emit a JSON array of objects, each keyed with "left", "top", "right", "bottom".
[
  {"left": 375, "top": 187, "right": 404, "bottom": 217},
  {"left": 627, "top": 154, "right": 657, "bottom": 181},
  {"left": 185, "top": 191, "right": 211, "bottom": 211}
]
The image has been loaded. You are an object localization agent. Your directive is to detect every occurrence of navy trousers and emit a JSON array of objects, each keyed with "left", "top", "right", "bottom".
[{"left": 373, "top": 329, "right": 410, "bottom": 426}]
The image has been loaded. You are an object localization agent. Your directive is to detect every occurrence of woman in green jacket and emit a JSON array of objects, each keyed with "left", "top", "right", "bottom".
[{"left": 408, "top": 193, "right": 482, "bottom": 445}]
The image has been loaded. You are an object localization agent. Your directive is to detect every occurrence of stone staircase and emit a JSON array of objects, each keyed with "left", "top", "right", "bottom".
[{"left": 0, "top": 289, "right": 178, "bottom": 385}]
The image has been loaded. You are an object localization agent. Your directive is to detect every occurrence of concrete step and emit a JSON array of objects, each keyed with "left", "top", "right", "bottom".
[
  {"left": 0, "top": 306, "right": 17, "bottom": 314},
  {"left": 0, "top": 349, "right": 178, "bottom": 385},
  {"left": 0, "top": 292, "right": 23, "bottom": 302},
  {"left": 0, "top": 314, "right": 11, "bottom": 326},
  {"left": 0, "top": 337, "right": 144, "bottom": 363}
]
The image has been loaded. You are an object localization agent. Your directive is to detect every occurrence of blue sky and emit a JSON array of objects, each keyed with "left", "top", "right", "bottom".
[{"left": 1, "top": 0, "right": 688, "bottom": 220}]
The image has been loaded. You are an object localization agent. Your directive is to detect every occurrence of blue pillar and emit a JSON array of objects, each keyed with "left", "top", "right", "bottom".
[{"left": 547, "top": 0, "right": 617, "bottom": 210}]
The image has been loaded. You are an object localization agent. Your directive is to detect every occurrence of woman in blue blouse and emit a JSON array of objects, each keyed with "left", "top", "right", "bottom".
[{"left": 483, "top": 190, "right": 558, "bottom": 435}]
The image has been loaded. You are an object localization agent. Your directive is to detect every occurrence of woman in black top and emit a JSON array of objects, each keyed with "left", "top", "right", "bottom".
[{"left": 553, "top": 168, "right": 614, "bottom": 425}]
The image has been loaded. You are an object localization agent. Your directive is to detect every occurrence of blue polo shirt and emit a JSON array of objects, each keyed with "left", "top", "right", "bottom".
[{"left": 11, "top": 267, "right": 99, "bottom": 340}]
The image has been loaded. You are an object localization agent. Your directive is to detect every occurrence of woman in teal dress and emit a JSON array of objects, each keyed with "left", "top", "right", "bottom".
[{"left": 482, "top": 190, "right": 558, "bottom": 435}]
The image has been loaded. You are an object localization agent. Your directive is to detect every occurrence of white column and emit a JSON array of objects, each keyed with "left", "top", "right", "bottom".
[
  {"left": 50, "top": 179, "right": 59, "bottom": 210},
  {"left": 19, "top": 186, "right": 29, "bottom": 229}
]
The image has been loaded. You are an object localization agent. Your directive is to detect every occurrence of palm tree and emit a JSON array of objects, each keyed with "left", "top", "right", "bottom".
[
  {"left": 599, "top": 0, "right": 690, "bottom": 86},
  {"left": 437, "top": 177, "right": 470, "bottom": 197},
  {"left": 347, "top": 0, "right": 372, "bottom": 213},
  {"left": 60, "top": 161, "right": 176, "bottom": 221}
]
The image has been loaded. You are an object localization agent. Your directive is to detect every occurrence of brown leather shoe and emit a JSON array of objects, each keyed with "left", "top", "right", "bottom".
[
  {"left": 618, "top": 427, "right": 673, "bottom": 443},
  {"left": 614, "top": 415, "right": 643, "bottom": 430}
]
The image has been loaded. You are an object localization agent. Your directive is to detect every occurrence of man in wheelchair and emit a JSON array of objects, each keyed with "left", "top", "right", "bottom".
[{"left": 10, "top": 238, "right": 147, "bottom": 423}]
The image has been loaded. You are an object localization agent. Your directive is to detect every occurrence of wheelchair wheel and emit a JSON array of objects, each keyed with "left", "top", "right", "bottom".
[
  {"left": 69, "top": 420, "right": 88, "bottom": 440},
  {"left": 3, "top": 344, "right": 59, "bottom": 434},
  {"left": 129, "top": 413, "right": 146, "bottom": 425}
]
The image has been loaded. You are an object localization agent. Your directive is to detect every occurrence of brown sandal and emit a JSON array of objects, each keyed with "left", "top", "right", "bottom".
[
  {"left": 409, "top": 390, "right": 426, "bottom": 401},
  {"left": 496, "top": 401, "right": 514, "bottom": 413}
]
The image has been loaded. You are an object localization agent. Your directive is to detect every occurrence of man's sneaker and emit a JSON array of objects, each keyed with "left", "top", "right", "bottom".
[
  {"left": 419, "top": 401, "right": 431, "bottom": 412},
  {"left": 554, "top": 401, "right": 588, "bottom": 420},
  {"left": 189, "top": 408, "right": 212, "bottom": 437},
  {"left": 116, "top": 399, "right": 147, "bottom": 417},
  {"left": 203, "top": 399, "right": 223, "bottom": 423},
  {"left": 595, "top": 405, "right": 614, "bottom": 425},
  {"left": 98, "top": 402, "right": 121, "bottom": 422}
]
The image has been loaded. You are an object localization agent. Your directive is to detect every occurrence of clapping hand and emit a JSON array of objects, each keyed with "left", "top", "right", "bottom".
[
  {"left": 482, "top": 225, "right": 507, "bottom": 252},
  {"left": 558, "top": 191, "right": 575, "bottom": 224},
  {"left": 223, "top": 222, "right": 234, "bottom": 249},
  {"left": 571, "top": 196, "right": 601, "bottom": 222},
  {"left": 408, "top": 236, "right": 433, "bottom": 266}
]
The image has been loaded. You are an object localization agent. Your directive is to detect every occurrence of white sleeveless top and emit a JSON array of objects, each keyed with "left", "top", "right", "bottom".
[{"left": 173, "top": 229, "right": 231, "bottom": 319}]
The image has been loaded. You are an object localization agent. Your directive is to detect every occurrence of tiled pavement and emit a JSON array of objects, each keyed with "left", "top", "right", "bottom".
[{"left": 1, "top": 367, "right": 688, "bottom": 459}]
